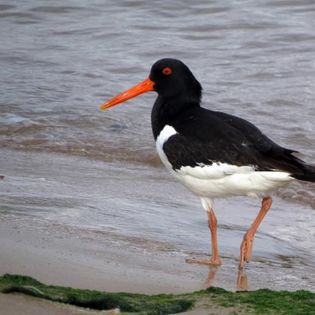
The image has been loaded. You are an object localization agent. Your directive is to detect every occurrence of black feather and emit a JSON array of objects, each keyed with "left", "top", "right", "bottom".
[{"left": 149, "top": 58, "right": 315, "bottom": 183}]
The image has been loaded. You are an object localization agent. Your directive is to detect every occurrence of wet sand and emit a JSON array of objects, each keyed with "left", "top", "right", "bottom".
[
  {"left": 0, "top": 215, "right": 209, "bottom": 294},
  {"left": 0, "top": 293, "right": 119, "bottom": 315},
  {"left": 0, "top": 194, "right": 232, "bottom": 315},
  {"left": 1, "top": 149, "right": 315, "bottom": 295},
  {"left": 1, "top": 149, "right": 315, "bottom": 314}
]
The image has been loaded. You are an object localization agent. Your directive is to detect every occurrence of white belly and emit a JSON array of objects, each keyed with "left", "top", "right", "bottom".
[
  {"left": 156, "top": 125, "right": 293, "bottom": 199},
  {"left": 171, "top": 166, "right": 293, "bottom": 198}
]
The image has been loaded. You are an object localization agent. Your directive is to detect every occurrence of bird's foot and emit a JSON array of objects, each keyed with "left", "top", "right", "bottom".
[
  {"left": 239, "top": 232, "right": 254, "bottom": 269},
  {"left": 186, "top": 256, "right": 222, "bottom": 266}
]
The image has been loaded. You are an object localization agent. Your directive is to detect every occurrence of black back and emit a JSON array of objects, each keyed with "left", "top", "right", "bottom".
[{"left": 149, "top": 59, "right": 315, "bottom": 182}]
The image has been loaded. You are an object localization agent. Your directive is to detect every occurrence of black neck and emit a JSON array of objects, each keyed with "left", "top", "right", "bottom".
[{"left": 151, "top": 95, "right": 200, "bottom": 139}]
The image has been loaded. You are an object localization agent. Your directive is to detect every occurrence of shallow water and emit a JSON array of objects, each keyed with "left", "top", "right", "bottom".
[
  {"left": 1, "top": 0, "right": 315, "bottom": 290},
  {"left": 1, "top": 149, "right": 315, "bottom": 291}
]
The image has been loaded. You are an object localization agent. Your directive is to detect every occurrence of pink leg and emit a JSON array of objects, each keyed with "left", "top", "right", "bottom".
[
  {"left": 186, "top": 208, "right": 222, "bottom": 266},
  {"left": 239, "top": 196, "right": 272, "bottom": 269}
]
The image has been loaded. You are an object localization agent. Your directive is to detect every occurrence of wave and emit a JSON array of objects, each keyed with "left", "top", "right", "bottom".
[
  {"left": 1, "top": 113, "right": 314, "bottom": 209},
  {"left": 0, "top": 113, "right": 45, "bottom": 133},
  {"left": 0, "top": 139, "right": 161, "bottom": 167},
  {"left": 277, "top": 182, "right": 315, "bottom": 210},
  {"left": 1, "top": 145, "right": 315, "bottom": 210}
]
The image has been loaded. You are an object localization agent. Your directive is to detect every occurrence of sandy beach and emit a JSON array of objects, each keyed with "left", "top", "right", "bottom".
[
  {"left": 1, "top": 148, "right": 315, "bottom": 292},
  {"left": 0, "top": 213, "right": 210, "bottom": 295},
  {"left": 0, "top": 150, "right": 215, "bottom": 314},
  {"left": 0, "top": 293, "right": 120, "bottom": 315},
  {"left": 1, "top": 149, "right": 315, "bottom": 314},
  {"left": 0, "top": 188, "right": 207, "bottom": 314},
  {"left": 0, "top": 186, "right": 224, "bottom": 315}
]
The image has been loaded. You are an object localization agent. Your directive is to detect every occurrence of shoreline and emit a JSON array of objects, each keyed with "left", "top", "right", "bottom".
[
  {"left": 1, "top": 149, "right": 315, "bottom": 315},
  {"left": 1, "top": 149, "right": 315, "bottom": 294},
  {"left": 0, "top": 293, "right": 118, "bottom": 315},
  {"left": 0, "top": 216, "right": 208, "bottom": 294},
  {"left": 1, "top": 274, "right": 315, "bottom": 315}
]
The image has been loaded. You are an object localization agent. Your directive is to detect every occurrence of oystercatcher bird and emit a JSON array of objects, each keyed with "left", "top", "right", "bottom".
[{"left": 100, "top": 58, "right": 315, "bottom": 269}]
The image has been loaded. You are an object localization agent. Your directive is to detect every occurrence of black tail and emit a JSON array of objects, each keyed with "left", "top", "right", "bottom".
[
  {"left": 293, "top": 166, "right": 315, "bottom": 182},
  {"left": 287, "top": 151, "right": 315, "bottom": 183},
  {"left": 270, "top": 148, "right": 315, "bottom": 183}
]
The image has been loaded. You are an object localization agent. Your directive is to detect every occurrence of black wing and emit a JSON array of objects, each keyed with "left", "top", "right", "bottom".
[{"left": 163, "top": 107, "right": 315, "bottom": 181}]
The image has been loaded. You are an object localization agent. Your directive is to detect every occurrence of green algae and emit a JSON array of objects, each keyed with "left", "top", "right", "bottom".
[
  {"left": 0, "top": 274, "right": 193, "bottom": 314},
  {"left": 203, "top": 287, "right": 315, "bottom": 315},
  {"left": 1, "top": 274, "right": 315, "bottom": 315}
]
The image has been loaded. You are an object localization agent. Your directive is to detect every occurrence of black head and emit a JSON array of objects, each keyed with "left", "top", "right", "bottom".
[
  {"left": 100, "top": 58, "right": 203, "bottom": 139},
  {"left": 100, "top": 58, "right": 202, "bottom": 111},
  {"left": 149, "top": 58, "right": 202, "bottom": 103}
]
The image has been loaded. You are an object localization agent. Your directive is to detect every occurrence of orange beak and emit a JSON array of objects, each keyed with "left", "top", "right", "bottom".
[{"left": 100, "top": 78, "right": 155, "bottom": 110}]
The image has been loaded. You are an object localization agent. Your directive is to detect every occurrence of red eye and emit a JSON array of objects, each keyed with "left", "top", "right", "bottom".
[{"left": 162, "top": 67, "right": 172, "bottom": 75}]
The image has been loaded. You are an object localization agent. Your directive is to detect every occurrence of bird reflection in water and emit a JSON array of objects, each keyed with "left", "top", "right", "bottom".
[{"left": 202, "top": 266, "right": 249, "bottom": 291}]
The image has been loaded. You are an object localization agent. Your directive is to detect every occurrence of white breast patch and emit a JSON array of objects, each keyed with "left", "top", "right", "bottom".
[{"left": 156, "top": 125, "right": 177, "bottom": 170}]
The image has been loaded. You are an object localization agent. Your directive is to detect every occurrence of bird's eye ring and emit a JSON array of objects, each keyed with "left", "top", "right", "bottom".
[{"left": 162, "top": 67, "right": 173, "bottom": 75}]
